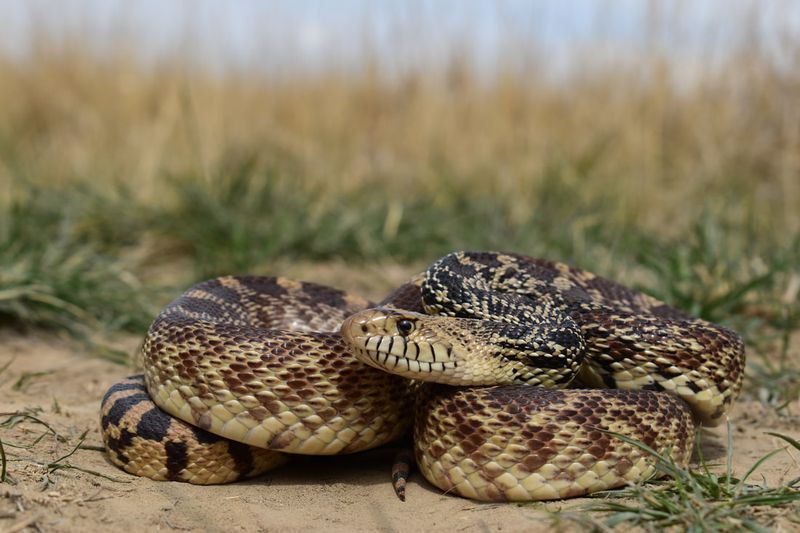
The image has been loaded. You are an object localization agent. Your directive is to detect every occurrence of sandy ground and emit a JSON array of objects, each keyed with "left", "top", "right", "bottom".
[
  {"left": 2, "top": 258, "right": 799, "bottom": 533},
  {"left": 1, "top": 331, "right": 798, "bottom": 533}
]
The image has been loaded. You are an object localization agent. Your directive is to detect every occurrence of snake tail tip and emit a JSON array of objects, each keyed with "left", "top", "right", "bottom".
[{"left": 391, "top": 448, "right": 413, "bottom": 502}]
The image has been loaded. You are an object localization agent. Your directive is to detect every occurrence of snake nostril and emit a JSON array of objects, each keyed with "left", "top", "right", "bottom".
[{"left": 360, "top": 324, "right": 368, "bottom": 333}]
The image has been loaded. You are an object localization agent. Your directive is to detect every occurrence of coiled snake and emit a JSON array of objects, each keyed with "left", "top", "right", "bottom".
[{"left": 100, "top": 251, "right": 744, "bottom": 501}]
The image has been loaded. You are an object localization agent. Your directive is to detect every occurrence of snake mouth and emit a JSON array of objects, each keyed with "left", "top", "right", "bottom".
[
  {"left": 360, "top": 334, "right": 457, "bottom": 374},
  {"left": 341, "top": 309, "right": 458, "bottom": 378}
]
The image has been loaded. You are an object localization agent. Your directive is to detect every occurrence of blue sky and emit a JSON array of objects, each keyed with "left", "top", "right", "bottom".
[{"left": 0, "top": 1, "right": 797, "bottom": 74}]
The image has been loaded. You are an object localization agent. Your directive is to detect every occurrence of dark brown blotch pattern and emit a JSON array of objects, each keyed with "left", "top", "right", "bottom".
[
  {"left": 100, "top": 376, "right": 286, "bottom": 483},
  {"left": 414, "top": 383, "right": 695, "bottom": 501}
]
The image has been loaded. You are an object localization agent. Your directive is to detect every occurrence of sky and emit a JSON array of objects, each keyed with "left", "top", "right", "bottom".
[{"left": 0, "top": 0, "right": 797, "bottom": 75}]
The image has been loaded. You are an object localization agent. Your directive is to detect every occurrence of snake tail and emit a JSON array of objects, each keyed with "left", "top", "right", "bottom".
[{"left": 101, "top": 375, "right": 288, "bottom": 483}]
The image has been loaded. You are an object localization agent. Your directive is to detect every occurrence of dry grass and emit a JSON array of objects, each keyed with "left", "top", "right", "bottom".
[
  {"left": 0, "top": 3, "right": 796, "bottom": 358},
  {"left": 0, "top": 4, "right": 798, "bottom": 244}
]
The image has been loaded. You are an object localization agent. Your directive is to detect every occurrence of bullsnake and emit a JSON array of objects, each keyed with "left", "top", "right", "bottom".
[{"left": 100, "top": 251, "right": 744, "bottom": 501}]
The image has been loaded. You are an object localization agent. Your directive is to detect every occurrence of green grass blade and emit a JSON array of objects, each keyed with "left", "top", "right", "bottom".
[
  {"left": 766, "top": 432, "right": 800, "bottom": 452},
  {"left": 0, "top": 437, "right": 6, "bottom": 483}
]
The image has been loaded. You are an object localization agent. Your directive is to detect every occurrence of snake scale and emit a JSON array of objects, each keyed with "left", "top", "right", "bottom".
[{"left": 100, "top": 251, "right": 745, "bottom": 501}]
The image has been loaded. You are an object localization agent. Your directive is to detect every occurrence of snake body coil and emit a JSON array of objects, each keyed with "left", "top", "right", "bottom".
[{"left": 101, "top": 252, "right": 744, "bottom": 501}]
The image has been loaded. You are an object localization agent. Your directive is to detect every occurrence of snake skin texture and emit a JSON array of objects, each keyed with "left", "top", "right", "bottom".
[
  {"left": 414, "top": 385, "right": 694, "bottom": 500},
  {"left": 101, "top": 376, "right": 287, "bottom": 482},
  {"left": 100, "top": 252, "right": 745, "bottom": 501}
]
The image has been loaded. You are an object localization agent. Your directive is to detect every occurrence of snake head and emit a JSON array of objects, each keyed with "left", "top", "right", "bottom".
[
  {"left": 341, "top": 307, "right": 565, "bottom": 386},
  {"left": 341, "top": 308, "right": 457, "bottom": 379}
]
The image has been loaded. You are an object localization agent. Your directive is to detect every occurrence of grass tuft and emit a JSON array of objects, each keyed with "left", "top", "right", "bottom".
[
  {"left": 746, "top": 317, "right": 800, "bottom": 411},
  {"left": 553, "top": 425, "right": 800, "bottom": 532},
  {"left": 0, "top": 184, "right": 159, "bottom": 341},
  {"left": 633, "top": 214, "right": 782, "bottom": 327}
]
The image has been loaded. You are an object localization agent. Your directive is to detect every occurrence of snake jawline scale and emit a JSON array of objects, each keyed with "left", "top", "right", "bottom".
[{"left": 100, "top": 252, "right": 744, "bottom": 502}]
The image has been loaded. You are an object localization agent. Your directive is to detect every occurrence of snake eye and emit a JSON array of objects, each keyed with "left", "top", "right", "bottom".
[{"left": 396, "top": 319, "right": 415, "bottom": 336}]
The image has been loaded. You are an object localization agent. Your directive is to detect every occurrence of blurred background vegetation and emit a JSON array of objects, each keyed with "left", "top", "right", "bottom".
[{"left": 0, "top": 1, "right": 798, "bottom": 401}]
